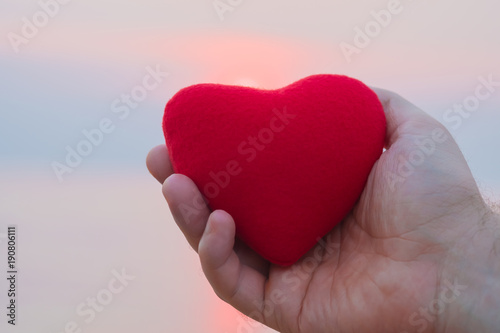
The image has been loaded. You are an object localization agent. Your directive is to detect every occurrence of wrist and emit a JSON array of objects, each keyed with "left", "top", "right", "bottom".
[{"left": 438, "top": 210, "right": 500, "bottom": 332}]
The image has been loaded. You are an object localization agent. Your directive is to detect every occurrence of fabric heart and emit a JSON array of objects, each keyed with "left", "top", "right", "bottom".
[{"left": 163, "top": 74, "right": 386, "bottom": 266}]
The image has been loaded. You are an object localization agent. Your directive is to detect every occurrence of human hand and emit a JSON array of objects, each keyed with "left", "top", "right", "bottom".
[{"left": 147, "top": 88, "right": 500, "bottom": 332}]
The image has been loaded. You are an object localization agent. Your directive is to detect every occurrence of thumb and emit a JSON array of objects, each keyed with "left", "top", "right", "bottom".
[{"left": 371, "top": 87, "right": 445, "bottom": 149}]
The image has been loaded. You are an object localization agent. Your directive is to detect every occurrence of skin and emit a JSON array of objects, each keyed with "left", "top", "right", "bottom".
[{"left": 146, "top": 88, "right": 500, "bottom": 333}]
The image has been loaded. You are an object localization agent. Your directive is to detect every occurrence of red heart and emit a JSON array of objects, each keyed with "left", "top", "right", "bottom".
[{"left": 163, "top": 75, "right": 386, "bottom": 266}]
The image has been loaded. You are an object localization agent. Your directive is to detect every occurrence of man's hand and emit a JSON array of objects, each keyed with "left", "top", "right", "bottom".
[{"left": 147, "top": 88, "right": 500, "bottom": 332}]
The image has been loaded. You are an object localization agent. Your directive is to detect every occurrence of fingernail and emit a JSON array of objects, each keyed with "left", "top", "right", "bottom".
[{"left": 205, "top": 218, "right": 216, "bottom": 235}]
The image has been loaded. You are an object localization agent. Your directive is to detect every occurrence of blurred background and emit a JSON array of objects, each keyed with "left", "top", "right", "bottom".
[{"left": 1, "top": 0, "right": 499, "bottom": 332}]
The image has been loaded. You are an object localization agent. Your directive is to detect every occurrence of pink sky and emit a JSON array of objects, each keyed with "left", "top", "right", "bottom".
[{"left": 1, "top": 1, "right": 499, "bottom": 332}]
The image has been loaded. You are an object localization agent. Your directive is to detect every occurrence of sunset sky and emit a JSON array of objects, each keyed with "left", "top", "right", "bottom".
[{"left": 1, "top": 0, "right": 499, "bottom": 332}]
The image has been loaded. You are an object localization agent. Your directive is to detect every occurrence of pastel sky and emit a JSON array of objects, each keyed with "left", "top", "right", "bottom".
[
  {"left": 1, "top": 0, "right": 499, "bottom": 181},
  {"left": 0, "top": 1, "right": 499, "bottom": 332}
]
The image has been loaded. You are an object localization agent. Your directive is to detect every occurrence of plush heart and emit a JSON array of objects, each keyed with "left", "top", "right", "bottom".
[{"left": 163, "top": 74, "right": 386, "bottom": 266}]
